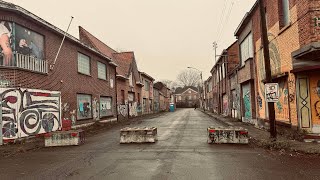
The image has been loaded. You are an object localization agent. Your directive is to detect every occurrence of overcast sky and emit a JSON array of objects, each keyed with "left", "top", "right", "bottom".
[{"left": 5, "top": 0, "right": 256, "bottom": 81}]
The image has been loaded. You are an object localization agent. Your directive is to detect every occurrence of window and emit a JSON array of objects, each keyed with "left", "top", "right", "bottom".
[
  {"left": 188, "top": 90, "right": 191, "bottom": 93},
  {"left": 240, "top": 33, "right": 253, "bottom": 66},
  {"left": 179, "top": 96, "right": 182, "bottom": 101},
  {"left": 77, "top": 94, "right": 92, "bottom": 120},
  {"left": 280, "top": 0, "right": 290, "bottom": 28},
  {"left": 97, "top": 62, "right": 106, "bottom": 80},
  {"left": 189, "top": 95, "right": 192, "bottom": 100},
  {"left": 194, "top": 95, "right": 197, "bottom": 100},
  {"left": 222, "top": 63, "right": 226, "bottom": 79},
  {"left": 145, "top": 80, "right": 150, "bottom": 91},
  {"left": 129, "top": 73, "right": 133, "bottom": 86},
  {"left": 78, "top": 53, "right": 90, "bottom": 75},
  {"left": 100, "top": 96, "right": 113, "bottom": 117}
]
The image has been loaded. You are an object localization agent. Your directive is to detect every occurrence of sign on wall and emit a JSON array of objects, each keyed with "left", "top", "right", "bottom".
[{"left": 265, "top": 83, "right": 279, "bottom": 102}]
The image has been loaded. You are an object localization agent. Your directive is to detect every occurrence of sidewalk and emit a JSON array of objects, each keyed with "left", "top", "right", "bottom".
[{"left": 201, "top": 110, "right": 320, "bottom": 155}]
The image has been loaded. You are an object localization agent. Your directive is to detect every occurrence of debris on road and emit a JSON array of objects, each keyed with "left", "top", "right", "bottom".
[
  {"left": 207, "top": 126, "right": 249, "bottom": 144},
  {"left": 44, "top": 129, "right": 85, "bottom": 147},
  {"left": 120, "top": 127, "right": 158, "bottom": 143}
]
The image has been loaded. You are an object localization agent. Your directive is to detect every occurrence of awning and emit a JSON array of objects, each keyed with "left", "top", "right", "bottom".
[{"left": 291, "top": 42, "right": 320, "bottom": 72}]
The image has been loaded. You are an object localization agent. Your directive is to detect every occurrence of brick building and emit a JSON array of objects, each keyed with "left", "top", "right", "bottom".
[
  {"left": 140, "top": 72, "right": 154, "bottom": 114},
  {"left": 210, "top": 41, "right": 240, "bottom": 117},
  {"left": 204, "top": 76, "right": 213, "bottom": 111},
  {"left": 154, "top": 82, "right": 171, "bottom": 111},
  {"left": 78, "top": 27, "right": 145, "bottom": 120},
  {"left": 0, "top": 1, "right": 117, "bottom": 139},
  {"left": 173, "top": 86, "right": 199, "bottom": 108},
  {"left": 211, "top": 0, "right": 320, "bottom": 133}
]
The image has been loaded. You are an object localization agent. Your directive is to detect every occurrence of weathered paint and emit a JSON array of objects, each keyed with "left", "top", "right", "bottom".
[
  {"left": 242, "top": 83, "right": 252, "bottom": 121},
  {"left": 222, "top": 94, "right": 228, "bottom": 116},
  {"left": 254, "top": 5, "right": 300, "bottom": 125},
  {"left": 207, "top": 127, "right": 248, "bottom": 144},
  {"left": 274, "top": 79, "right": 290, "bottom": 122},
  {"left": 0, "top": 88, "right": 61, "bottom": 140},
  {"left": 309, "top": 72, "right": 320, "bottom": 133},
  {"left": 120, "top": 127, "right": 157, "bottom": 143},
  {"left": 44, "top": 129, "right": 85, "bottom": 147}
]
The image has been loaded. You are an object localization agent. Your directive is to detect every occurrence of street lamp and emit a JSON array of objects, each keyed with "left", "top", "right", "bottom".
[{"left": 187, "top": 67, "right": 204, "bottom": 110}]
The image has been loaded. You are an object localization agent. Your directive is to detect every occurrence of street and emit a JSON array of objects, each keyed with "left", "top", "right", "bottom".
[{"left": 1, "top": 109, "right": 320, "bottom": 180}]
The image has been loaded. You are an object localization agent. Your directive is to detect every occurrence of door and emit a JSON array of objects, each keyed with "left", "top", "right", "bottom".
[{"left": 296, "top": 75, "right": 312, "bottom": 132}]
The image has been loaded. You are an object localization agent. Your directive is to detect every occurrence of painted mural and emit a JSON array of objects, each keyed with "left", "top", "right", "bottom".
[
  {"left": 242, "top": 83, "right": 251, "bottom": 122},
  {"left": 0, "top": 88, "right": 61, "bottom": 139},
  {"left": 274, "top": 79, "right": 289, "bottom": 122},
  {"left": 310, "top": 73, "right": 320, "bottom": 129},
  {"left": 100, "top": 97, "right": 113, "bottom": 117},
  {"left": 117, "top": 104, "right": 128, "bottom": 118}
]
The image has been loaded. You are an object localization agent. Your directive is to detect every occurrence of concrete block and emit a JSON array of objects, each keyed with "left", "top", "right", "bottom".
[
  {"left": 120, "top": 127, "right": 157, "bottom": 143},
  {"left": 44, "top": 130, "right": 85, "bottom": 147},
  {"left": 207, "top": 126, "right": 248, "bottom": 144}
]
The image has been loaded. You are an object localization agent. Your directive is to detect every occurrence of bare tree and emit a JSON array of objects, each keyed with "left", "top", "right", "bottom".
[
  {"left": 160, "top": 79, "right": 179, "bottom": 90},
  {"left": 176, "top": 69, "right": 201, "bottom": 87}
]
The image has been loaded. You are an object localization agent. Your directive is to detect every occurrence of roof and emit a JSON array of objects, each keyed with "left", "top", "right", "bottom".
[
  {"left": 78, "top": 27, "right": 139, "bottom": 78},
  {"left": 112, "top": 52, "right": 135, "bottom": 77},
  {"left": 154, "top": 82, "right": 170, "bottom": 91},
  {"left": 140, "top": 71, "right": 155, "bottom": 81},
  {"left": 79, "top": 26, "right": 117, "bottom": 58},
  {"left": 0, "top": 1, "right": 117, "bottom": 66},
  {"left": 174, "top": 86, "right": 198, "bottom": 94},
  {"left": 234, "top": 0, "right": 258, "bottom": 37}
]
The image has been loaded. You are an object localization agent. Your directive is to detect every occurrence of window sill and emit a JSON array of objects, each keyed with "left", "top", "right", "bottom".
[
  {"left": 98, "top": 78, "right": 108, "bottom": 81},
  {"left": 278, "top": 22, "right": 292, "bottom": 36},
  {"left": 78, "top": 72, "right": 92, "bottom": 77}
]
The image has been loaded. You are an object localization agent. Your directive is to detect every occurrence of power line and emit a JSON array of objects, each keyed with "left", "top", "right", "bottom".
[
  {"left": 217, "top": 0, "right": 235, "bottom": 43},
  {"left": 215, "top": 0, "right": 229, "bottom": 40}
]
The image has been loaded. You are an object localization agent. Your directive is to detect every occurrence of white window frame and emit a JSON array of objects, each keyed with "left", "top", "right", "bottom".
[
  {"left": 78, "top": 53, "right": 91, "bottom": 75},
  {"left": 240, "top": 33, "right": 253, "bottom": 66}
]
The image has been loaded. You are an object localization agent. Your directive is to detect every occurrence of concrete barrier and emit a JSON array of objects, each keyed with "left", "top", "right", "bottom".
[
  {"left": 44, "top": 129, "right": 85, "bottom": 147},
  {"left": 120, "top": 127, "right": 157, "bottom": 143},
  {"left": 207, "top": 126, "right": 248, "bottom": 144}
]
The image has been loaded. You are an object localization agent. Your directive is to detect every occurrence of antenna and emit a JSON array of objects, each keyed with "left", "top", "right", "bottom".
[{"left": 50, "top": 16, "right": 74, "bottom": 70}]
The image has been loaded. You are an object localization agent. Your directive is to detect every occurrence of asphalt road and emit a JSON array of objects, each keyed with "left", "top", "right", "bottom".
[{"left": 1, "top": 109, "right": 320, "bottom": 180}]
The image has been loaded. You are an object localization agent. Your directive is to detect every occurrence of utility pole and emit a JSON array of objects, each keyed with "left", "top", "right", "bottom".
[
  {"left": 213, "top": 42, "right": 218, "bottom": 64},
  {"left": 259, "top": 0, "right": 276, "bottom": 139}
]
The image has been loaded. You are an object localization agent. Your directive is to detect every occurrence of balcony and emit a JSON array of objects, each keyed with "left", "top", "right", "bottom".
[{"left": 0, "top": 52, "right": 48, "bottom": 74}]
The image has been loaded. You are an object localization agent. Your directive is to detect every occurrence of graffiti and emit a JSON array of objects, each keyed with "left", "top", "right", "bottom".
[
  {"left": 315, "top": 101, "right": 320, "bottom": 118},
  {"left": 129, "top": 102, "right": 138, "bottom": 117},
  {"left": 242, "top": 83, "right": 251, "bottom": 120},
  {"left": 154, "top": 102, "right": 159, "bottom": 112},
  {"left": 1, "top": 88, "right": 61, "bottom": 139},
  {"left": 223, "top": 95, "right": 228, "bottom": 116},
  {"left": 117, "top": 104, "right": 128, "bottom": 117},
  {"left": 258, "top": 33, "right": 281, "bottom": 96},
  {"left": 257, "top": 94, "right": 263, "bottom": 109},
  {"left": 92, "top": 97, "right": 99, "bottom": 120}
]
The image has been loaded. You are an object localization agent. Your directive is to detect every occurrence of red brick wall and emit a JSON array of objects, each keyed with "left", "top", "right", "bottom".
[{"left": 0, "top": 10, "right": 117, "bottom": 122}]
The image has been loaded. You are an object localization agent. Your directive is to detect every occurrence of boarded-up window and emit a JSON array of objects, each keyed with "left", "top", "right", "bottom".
[
  {"left": 100, "top": 96, "right": 113, "bottom": 117},
  {"left": 77, "top": 94, "right": 92, "bottom": 120}
]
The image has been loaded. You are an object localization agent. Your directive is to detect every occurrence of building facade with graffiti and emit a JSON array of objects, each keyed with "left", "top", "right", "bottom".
[
  {"left": 154, "top": 82, "right": 171, "bottom": 111},
  {"left": 207, "top": 0, "right": 320, "bottom": 134},
  {"left": 79, "top": 27, "right": 146, "bottom": 120},
  {"left": 140, "top": 72, "right": 155, "bottom": 115},
  {"left": 210, "top": 41, "right": 240, "bottom": 118},
  {"left": 0, "top": 1, "right": 118, "bottom": 140}
]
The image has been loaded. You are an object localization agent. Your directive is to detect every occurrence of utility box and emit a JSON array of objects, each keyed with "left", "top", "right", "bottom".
[
  {"left": 169, "top": 103, "right": 175, "bottom": 112},
  {"left": 120, "top": 127, "right": 157, "bottom": 143},
  {"left": 207, "top": 127, "right": 248, "bottom": 144},
  {"left": 44, "top": 129, "right": 85, "bottom": 147}
]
